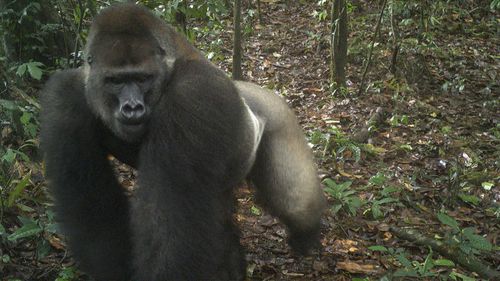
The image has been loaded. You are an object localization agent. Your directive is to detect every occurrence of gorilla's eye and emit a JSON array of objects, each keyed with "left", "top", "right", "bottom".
[
  {"left": 137, "top": 75, "right": 153, "bottom": 83},
  {"left": 105, "top": 76, "right": 124, "bottom": 85}
]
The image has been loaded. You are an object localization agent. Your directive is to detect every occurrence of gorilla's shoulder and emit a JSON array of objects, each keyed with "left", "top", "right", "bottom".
[
  {"left": 41, "top": 68, "right": 88, "bottom": 116},
  {"left": 43, "top": 69, "right": 85, "bottom": 99}
]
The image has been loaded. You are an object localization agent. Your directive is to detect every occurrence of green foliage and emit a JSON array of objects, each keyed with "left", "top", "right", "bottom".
[
  {"left": 389, "top": 114, "right": 409, "bottom": 127},
  {"left": 437, "top": 212, "right": 494, "bottom": 255},
  {"left": 7, "top": 216, "right": 43, "bottom": 242},
  {"left": 55, "top": 267, "right": 78, "bottom": 281},
  {"left": 250, "top": 205, "right": 261, "bottom": 216},
  {"left": 311, "top": 125, "right": 362, "bottom": 163},
  {"left": 15, "top": 61, "right": 44, "bottom": 80},
  {"left": 364, "top": 173, "right": 401, "bottom": 219},
  {"left": 1, "top": 210, "right": 60, "bottom": 260},
  {"left": 490, "top": 0, "right": 500, "bottom": 10},
  {"left": 323, "top": 179, "right": 364, "bottom": 215},
  {"left": 1, "top": 1, "right": 60, "bottom": 64},
  {"left": 393, "top": 249, "right": 452, "bottom": 278},
  {"left": 370, "top": 246, "right": 475, "bottom": 280},
  {"left": 150, "top": 0, "right": 228, "bottom": 27},
  {"left": 0, "top": 95, "right": 39, "bottom": 181}
]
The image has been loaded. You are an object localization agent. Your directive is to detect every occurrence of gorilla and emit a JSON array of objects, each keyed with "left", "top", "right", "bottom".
[{"left": 41, "top": 3, "right": 325, "bottom": 280}]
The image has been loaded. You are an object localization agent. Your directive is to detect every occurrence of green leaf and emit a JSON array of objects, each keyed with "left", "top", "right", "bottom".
[
  {"left": 18, "top": 216, "right": 35, "bottom": 226},
  {"left": 56, "top": 266, "right": 78, "bottom": 281},
  {"left": 390, "top": 115, "right": 400, "bottom": 126},
  {"left": 441, "top": 126, "right": 452, "bottom": 134},
  {"left": 331, "top": 203, "right": 342, "bottom": 214},
  {"left": 348, "top": 197, "right": 363, "bottom": 208},
  {"left": 459, "top": 243, "right": 473, "bottom": 255},
  {"left": 449, "top": 271, "right": 476, "bottom": 281},
  {"left": 45, "top": 223, "right": 60, "bottom": 234},
  {"left": 27, "top": 62, "right": 43, "bottom": 80},
  {"left": 368, "top": 245, "right": 388, "bottom": 252},
  {"left": 0, "top": 223, "right": 5, "bottom": 236},
  {"left": 458, "top": 193, "right": 480, "bottom": 206},
  {"left": 16, "top": 64, "right": 27, "bottom": 77},
  {"left": 1, "top": 149, "right": 17, "bottom": 163},
  {"left": 400, "top": 115, "right": 409, "bottom": 125},
  {"left": 433, "top": 259, "right": 455, "bottom": 267},
  {"left": 481, "top": 182, "right": 494, "bottom": 190},
  {"left": 422, "top": 251, "right": 435, "bottom": 274},
  {"left": 16, "top": 203, "right": 35, "bottom": 212},
  {"left": 7, "top": 222, "right": 42, "bottom": 241},
  {"left": 399, "top": 144, "right": 413, "bottom": 151},
  {"left": 396, "top": 253, "right": 413, "bottom": 268},
  {"left": 0, "top": 99, "right": 17, "bottom": 110},
  {"left": 7, "top": 172, "right": 31, "bottom": 207},
  {"left": 465, "top": 233, "right": 492, "bottom": 251},
  {"left": 491, "top": 0, "right": 500, "bottom": 10},
  {"left": 20, "top": 111, "right": 32, "bottom": 125},
  {"left": 372, "top": 204, "right": 382, "bottom": 219},
  {"left": 349, "top": 143, "right": 361, "bottom": 163},
  {"left": 437, "top": 212, "right": 459, "bottom": 232},
  {"left": 1, "top": 254, "right": 11, "bottom": 263},
  {"left": 250, "top": 205, "right": 261, "bottom": 216},
  {"left": 322, "top": 178, "right": 337, "bottom": 188},
  {"left": 369, "top": 172, "right": 386, "bottom": 186},
  {"left": 375, "top": 197, "right": 399, "bottom": 205},
  {"left": 381, "top": 186, "right": 399, "bottom": 196},
  {"left": 37, "top": 239, "right": 51, "bottom": 259},
  {"left": 338, "top": 181, "right": 353, "bottom": 191}
]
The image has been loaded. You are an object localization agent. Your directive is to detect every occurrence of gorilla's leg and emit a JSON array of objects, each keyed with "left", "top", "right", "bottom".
[
  {"left": 131, "top": 148, "right": 245, "bottom": 280},
  {"left": 41, "top": 70, "right": 132, "bottom": 280},
  {"left": 236, "top": 81, "right": 326, "bottom": 254}
]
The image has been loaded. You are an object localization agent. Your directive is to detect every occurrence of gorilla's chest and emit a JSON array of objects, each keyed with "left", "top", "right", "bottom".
[{"left": 103, "top": 130, "right": 141, "bottom": 168}]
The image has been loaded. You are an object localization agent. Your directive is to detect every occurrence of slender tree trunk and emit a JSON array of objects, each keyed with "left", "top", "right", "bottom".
[
  {"left": 330, "top": 0, "right": 348, "bottom": 88},
  {"left": 257, "top": 0, "right": 263, "bottom": 24},
  {"left": 389, "top": 0, "right": 400, "bottom": 75},
  {"left": 232, "top": 0, "right": 243, "bottom": 80},
  {"left": 358, "top": 0, "right": 387, "bottom": 95},
  {"left": 73, "top": 0, "right": 85, "bottom": 67},
  {"left": 0, "top": 0, "right": 13, "bottom": 62}
]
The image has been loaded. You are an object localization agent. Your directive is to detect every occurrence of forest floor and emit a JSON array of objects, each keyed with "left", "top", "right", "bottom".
[
  {"left": 206, "top": 2, "right": 498, "bottom": 280},
  {"left": 1, "top": 1, "right": 499, "bottom": 281}
]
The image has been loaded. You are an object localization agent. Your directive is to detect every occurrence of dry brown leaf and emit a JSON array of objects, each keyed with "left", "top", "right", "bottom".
[{"left": 337, "top": 261, "right": 379, "bottom": 274}]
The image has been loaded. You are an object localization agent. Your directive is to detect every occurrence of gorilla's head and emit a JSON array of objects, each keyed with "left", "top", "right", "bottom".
[{"left": 83, "top": 4, "right": 172, "bottom": 142}]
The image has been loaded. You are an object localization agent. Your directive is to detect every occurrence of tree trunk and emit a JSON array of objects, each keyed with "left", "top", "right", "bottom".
[
  {"left": 330, "top": 0, "right": 348, "bottom": 88},
  {"left": 232, "top": 0, "right": 243, "bottom": 80},
  {"left": 257, "top": 0, "right": 263, "bottom": 24}
]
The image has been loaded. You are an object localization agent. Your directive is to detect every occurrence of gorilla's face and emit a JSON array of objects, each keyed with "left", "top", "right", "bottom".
[{"left": 85, "top": 32, "right": 168, "bottom": 142}]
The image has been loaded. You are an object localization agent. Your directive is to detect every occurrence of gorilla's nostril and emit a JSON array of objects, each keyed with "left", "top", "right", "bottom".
[{"left": 120, "top": 101, "right": 145, "bottom": 122}]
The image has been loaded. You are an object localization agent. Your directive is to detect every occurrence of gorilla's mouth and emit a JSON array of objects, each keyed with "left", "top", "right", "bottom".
[
  {"left": 121, "top": 122, "right": 145, "bottom": 135},
  {"left": 113, "top": 120, "right": 147, "bottom": 142}
]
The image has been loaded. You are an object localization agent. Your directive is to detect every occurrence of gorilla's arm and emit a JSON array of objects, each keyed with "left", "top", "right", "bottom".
[
  {"left": 130, "top": 60, "right": 249, "bottom": 280},
  {"left": 40, "top": 70, "right": 131, "bottom": 280},
  {"left": 235, "top": 81, "right": 325, "bottom": 254}
]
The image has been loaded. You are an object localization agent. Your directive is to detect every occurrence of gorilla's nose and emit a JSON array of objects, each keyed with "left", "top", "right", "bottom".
[{"left": 120, "top": 99, "right": 146, "bottom": 124}]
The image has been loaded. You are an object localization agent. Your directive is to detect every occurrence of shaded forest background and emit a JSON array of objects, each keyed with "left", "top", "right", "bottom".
[{"left": 0, "top": 0, "right": 499, "bottom": 280}]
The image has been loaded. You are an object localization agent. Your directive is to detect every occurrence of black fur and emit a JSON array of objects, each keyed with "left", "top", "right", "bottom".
[
  {"left": 41, "top": 70, "right": 132, "bottom": 280},
  {"left": 41, "top": 3, "right": 324, "bottom": 281}
]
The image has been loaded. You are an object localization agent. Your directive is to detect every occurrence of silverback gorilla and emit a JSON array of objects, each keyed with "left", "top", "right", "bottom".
[{"left": 41, "top": 3, "right": 325, "bottom": 280}]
